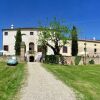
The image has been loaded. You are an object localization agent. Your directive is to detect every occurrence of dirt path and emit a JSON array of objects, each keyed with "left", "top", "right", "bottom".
[{"left": 20, "top": 62, "right": 76, "bottom": 100}]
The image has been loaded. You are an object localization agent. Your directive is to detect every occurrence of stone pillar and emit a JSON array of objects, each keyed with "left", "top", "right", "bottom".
[{"left": 20, "top": 42, "right": 25, "bottom": 62}]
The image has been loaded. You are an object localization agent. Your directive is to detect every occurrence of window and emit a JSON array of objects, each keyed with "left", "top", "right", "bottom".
[
  {"left": 63, "top": 46, "right": 67, "bottom": 53},
  {"left": 30, "top": 32, "right": 34, "bottom": 35},
  {"left": 4, "top": 32, "right": 8, "bottom": 35},
  {"left": 94, "top": 48, "right": 97, "bottom": 53},
  {"left": 84, "top": 43, "right": 86, "bottom": 45},
  {"left": 29, "top": 42, "right": 34, "bottom": 51},
  {"left": 29, "top": 47, "right": 32, "bottom": 50},
  {"left": 84, "top": 48, "right": 86, "bottom": 51},
  {"left": 37, "top": 45, "right": 42, "bottom": 52},
  {"left": 94, "top": 44, "right": 96, "bottom": 46},
  {"left": 4, "top": 45, "right": 9, "bottom": 51}
]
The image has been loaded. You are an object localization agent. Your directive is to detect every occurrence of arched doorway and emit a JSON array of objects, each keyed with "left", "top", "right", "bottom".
[
  {"left": 29, "top": 56, "right": 34, "bottom": 62},
  {"left": 29, "top": 42, "right": 34, "bottom": 51}
]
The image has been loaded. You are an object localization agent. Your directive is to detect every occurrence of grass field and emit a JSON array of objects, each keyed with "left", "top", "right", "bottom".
[
  {"left": 43, "top": 64, "right": 100, "bottom": 100},
  {"left": 0, "top": 62, "right": 26, "bottom": 100}
]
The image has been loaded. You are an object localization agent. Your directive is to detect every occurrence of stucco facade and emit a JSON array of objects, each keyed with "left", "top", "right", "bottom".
[{"left": 2, "top": 27, "right": 100, "bottom": 58}]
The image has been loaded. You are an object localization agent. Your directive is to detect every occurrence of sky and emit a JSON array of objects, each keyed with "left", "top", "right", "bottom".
[{"left": 0, "top": 0, "right": 100, "bottom": 49}]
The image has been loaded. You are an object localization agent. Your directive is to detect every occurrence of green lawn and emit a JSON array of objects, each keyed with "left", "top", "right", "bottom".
[
  {"left": 43, "top": 64, "right": 100, "bottom": 100},
  {"left": 0, "top": 62, "right": 26, "bottom": 100}
]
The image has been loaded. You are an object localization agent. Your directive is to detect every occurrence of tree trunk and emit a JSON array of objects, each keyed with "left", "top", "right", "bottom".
[
  {"left": 53, "top": 47, "right": 60, "bottom": 55},
  {"left": 46, "top": 42, "right": 60, "bottom": 55},
  {"left": 54, "top": 39, "right": 60, "bottom": 55}
]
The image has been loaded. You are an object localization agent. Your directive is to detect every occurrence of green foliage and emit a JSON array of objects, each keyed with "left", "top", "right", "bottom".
[
  {"left": 89, "top": 59, "right": 95, "bottom": 64},
  {"left": 45, "top": 55, "right": 60, "bottom": 64},
  {"left": 71, "top": 26, "right": 78, "bottom": 56},
  {"left": 38, "top": 18, "right": 69, "bottom": 55},
  {"left": 15, "top": 29, "right": 22, "bottom": 55},
  {"left": 41, "top": 45, "right": 47, "bottom": 59},
  {"left": 74, "top": 56, "right": 81, "bottom": 65},
  {"left": 0, "top": 62, "right": 25, "bottom": 100}
]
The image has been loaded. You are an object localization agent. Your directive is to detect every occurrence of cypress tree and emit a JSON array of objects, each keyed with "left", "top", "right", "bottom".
[
  {"left": 71, "top": 26, "right": 78, "bottom": 56},
  {"left": 15, "top": 29, "right": 22, "bottom": 55}
]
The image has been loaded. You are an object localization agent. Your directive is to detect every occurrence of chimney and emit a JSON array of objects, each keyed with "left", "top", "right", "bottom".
[{"left": 11, "top": 24, "right": 14, "bottom": 29}]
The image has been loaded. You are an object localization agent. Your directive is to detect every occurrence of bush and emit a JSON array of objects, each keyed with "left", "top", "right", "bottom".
[
  {"left": 45, "top": 55, "right": 60, "bottom": 64},
  {"left": 89, "top": 59, "right": 95, "bottom": 64},
  {"left": 74, "top": 56, "right": 81, "bottom": 65},
  {"left": 59, "top": 55, "right": 65, "bottom": 65}
]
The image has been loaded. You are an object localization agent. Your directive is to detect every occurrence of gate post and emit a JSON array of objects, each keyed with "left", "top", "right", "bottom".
[{"left": 20, "top": 42, "right": 25, "bottom": 62}]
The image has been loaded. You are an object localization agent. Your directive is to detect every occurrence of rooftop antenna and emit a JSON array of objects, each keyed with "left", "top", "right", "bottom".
[{"left": 11, "top": 24, "right": 14, "bottom": 29}]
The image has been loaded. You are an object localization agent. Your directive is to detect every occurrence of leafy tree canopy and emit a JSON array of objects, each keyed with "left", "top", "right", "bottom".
[{"left": 38, "top": 18, "right": 69, "bottom": 55}]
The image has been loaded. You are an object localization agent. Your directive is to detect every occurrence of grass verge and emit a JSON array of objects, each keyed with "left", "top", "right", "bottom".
[
  {"left": 0, "top": 62, "right": 26, "bottom": 100},
  {"left": 43, "top": 64, "right": 100, "bottom": 100}
]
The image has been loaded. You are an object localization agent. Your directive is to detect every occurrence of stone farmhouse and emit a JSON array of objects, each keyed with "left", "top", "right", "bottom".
[{"left": 2, "top": 26, "right": 100, "bottom": 61}]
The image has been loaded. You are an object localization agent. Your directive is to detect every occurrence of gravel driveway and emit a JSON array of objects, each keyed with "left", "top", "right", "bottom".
[{"left": 20, "top": 62, "right": 76, "bottom": 100}]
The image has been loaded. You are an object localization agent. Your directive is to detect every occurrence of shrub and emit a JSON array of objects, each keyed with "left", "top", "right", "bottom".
[
  {"left": 89, "top": 59, "right": 95, "bottom": 64},
  {"left": 45, "top": 55, "right": 60, "bottom": 64},
  {"left": 74, "top": 56, "right": 81, "bottom": 65},
  {"left": 59, "top": 55, "right": 65, "bottom": 65}
]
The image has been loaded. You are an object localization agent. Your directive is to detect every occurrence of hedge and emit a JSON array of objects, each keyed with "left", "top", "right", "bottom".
[{"left": 45, "top": 55, "right": 60, "bottom": 64}]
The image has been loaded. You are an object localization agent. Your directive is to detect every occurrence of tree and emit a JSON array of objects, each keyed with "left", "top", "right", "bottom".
[
  {"left": 71, "top": 26, "right": 78, "bottom": 56},
  {"left": 15, "top": 29, "right": 22, "bottom": 55},
  {"left": 38, "top": 18, "right": 69, "bottom": 55},
  {"left": 40, "top": 44, "right": 47, "bottom": 62}
]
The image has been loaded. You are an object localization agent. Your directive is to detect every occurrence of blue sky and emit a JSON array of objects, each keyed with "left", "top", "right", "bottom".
[{"left": 0, "top": 0, "right": 100, "bottom": 49}]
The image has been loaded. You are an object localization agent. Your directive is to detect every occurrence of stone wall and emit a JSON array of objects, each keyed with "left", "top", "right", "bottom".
[
  {"left": 82, "top": 57, "right": 100, "bottom": 64},
  {"left": 63, "top": 56, "right": 100, "bottom": 65},
  {"left": 0, "top": 56, "right": 7, "bottom": 62},
  {"left": 0, "top": 56, "right": 22, "bottom": 63}
]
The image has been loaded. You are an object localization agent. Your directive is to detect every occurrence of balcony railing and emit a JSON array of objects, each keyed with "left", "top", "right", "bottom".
[{"left": 28, "top": 50, "right": 35, "bottom": 54}]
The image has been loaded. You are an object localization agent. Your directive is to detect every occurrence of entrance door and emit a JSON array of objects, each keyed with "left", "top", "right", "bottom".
[{"left": 29, "top": 56, "right": 34, "bottom": 62}]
